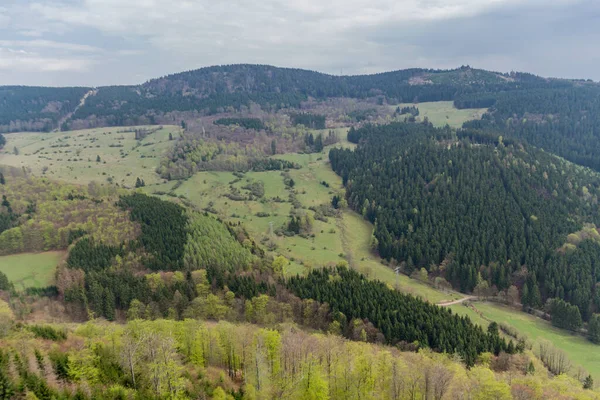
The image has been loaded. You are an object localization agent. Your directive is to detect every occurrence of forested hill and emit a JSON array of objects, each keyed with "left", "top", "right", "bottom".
[
  {"left": 0, "top": 86, "right": 90, "bottom": 133},
  {"left": 1, "top": 64, "right": 591, "bottom": 133},
  {"left": 330, "top": 122, "right": 600, "bottom": 320}
]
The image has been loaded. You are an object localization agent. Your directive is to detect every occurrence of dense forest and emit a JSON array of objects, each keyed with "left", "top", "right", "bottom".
[
  {"left": 214, "top": 117, "right": 266, "bottom": 131},
  {"left": 458, "top": 86, "right": 600, "bottom": 172},
  {"left": 287, "top": 267, "right": 517, "bottom": 366},
  {"left": 330, "top": 122, "right": 600, "bottom": 318},
  {"left": 0, "top": 86, "right": 90, "bottom": 133}
]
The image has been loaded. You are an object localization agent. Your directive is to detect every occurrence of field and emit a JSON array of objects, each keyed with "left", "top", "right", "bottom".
[
  {"left": 0, "top": 125, "right": 180, "bottom": 187},
  {"left": 392, "top": 101, "right": 487, "bottom": 128},
  {"left": 0, "top": 251, "right": 64, "bottom": 289},
  {"left": 470, "top": 302, "right": 600, "bottom": 380}
]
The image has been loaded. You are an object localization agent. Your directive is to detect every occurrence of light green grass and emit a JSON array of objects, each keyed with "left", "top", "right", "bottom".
[
  {"left": 392, "top": 101, "right": 487, "bottom": 128},
  {"left": 473, "top": 302, "right": 600, "bottom": 379},
  {"left": 0, "top": 251, "right": 64, "bottom": 289},
  {"left": 0, "top": 126, "right": 180, "bottom": 186},
  {"left": 448, "top": 303, "right": 490, "bottom": 329}
]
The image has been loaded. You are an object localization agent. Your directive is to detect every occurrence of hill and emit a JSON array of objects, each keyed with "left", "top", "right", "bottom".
[
  {"left": 0, "top": 64, "right": 569, "bottom": 132},
  {"left": 330, "top": 122, "right": 600, "bottom": 320},
  {"left": 0, "top": 86, "right": 90, "bottom": 133}
]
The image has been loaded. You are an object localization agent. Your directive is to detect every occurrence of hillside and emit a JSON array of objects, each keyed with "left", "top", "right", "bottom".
[
  {"left": 330, "top": 122, "right": 600, "bottom": 319},
  {"left": 0, "top": 64, "right": 570, "bottom": 132},
  {"left": 0, "top": 86, "right": 90, "bottom": 133}
]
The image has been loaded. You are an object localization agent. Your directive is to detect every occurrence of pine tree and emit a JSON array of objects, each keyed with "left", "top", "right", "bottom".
[
  {"left": 526, "top": 360, "right": 535, "bottom": 375},
  {"left": 0, "top": 173, "right": 4, "bottom": 185},
  {"left": 96, "top": 155, "right": 101, "bottom": 162},
  {"left": 584, "top": 375, "right": 594, "bottom": 389},
  {"left": 271, "top": 139, "right": 277, "bottom": 155},
  {"left": 588, "top": 314, "right": 600, "bottom": 344},
  {"left": 103, "top": 288, "right": 116, "bottom": 321}
]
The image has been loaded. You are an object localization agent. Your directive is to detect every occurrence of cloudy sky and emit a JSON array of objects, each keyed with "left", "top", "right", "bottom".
[{"left": 0, "top": 0, "right": 598, "bottom": 87}]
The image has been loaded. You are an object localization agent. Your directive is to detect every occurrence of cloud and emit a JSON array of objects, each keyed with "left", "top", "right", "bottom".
[
  {"left": 0, "top": 0, "right": 598, "bottom": 85},
  {"left": 0, "top": 39, "right": 101, "bottom": 53},
  {"left": 0, "top": 47, "right": 93, "bottom": 72}
]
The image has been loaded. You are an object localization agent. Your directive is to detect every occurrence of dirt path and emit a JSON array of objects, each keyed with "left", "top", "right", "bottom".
[
  {"left": 438, "top": 295, "right": 476, "bottom": 306},
  {"left": 56, "top": 89, "right": 96, "bottom": 131}
]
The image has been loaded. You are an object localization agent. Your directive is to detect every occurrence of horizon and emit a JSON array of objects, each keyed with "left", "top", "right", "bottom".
[{"left": 1, "top": 63, "right": 597, "bottom": 88}]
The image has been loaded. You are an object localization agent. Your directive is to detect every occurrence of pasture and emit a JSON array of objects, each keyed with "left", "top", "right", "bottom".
[
  {"left": 0, "top": 125, "right": 180, "bottom": 187},
  {"left": 473, "top": 302, "right": 600, "bottom": 380},
  {"left": 392, "top": 101, "right": 487, "bottom": 128},
  {"left": 0, "top": 251, "right": 64, "bottom": 289}
]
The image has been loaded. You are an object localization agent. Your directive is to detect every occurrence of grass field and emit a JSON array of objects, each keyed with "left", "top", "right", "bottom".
[
  {"left": 392, "top": 101, "right": 487, "bottom": 128},
  {"left": 0, "top": 251, "right": 64, "bottom": 289},
  {"left": 0, "top": 125, "right": 180, "bottom": 186},
  {"left": 470, "top": 302, "right": 600, "bottom": 380}
]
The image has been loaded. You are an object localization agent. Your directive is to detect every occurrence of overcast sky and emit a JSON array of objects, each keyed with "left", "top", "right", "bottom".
[{"left": 0, "top": 0, "right": 599, "bottom": 87}]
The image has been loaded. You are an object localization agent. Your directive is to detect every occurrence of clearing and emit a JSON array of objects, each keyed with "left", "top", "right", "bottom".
[
  {"left": 0, "top": 251, "right": 64, "bottom": 289},
  {"left": 0, "top": 125, "right": 180, "bottom": 187},
  {"left": 392, "top": 101, "right": 487, "bottom": 128}
]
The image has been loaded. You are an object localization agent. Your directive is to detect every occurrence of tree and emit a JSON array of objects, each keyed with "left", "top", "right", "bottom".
[
  {"left": 12, "top": 147, "right": 18, "bottom": 155},
  {"left": 271, "top": 256, "right": 289, "bottom": 276},
  {"left": 589, "top": 314, "right": 600, "bottom": 344},
  {"left": 0, "top": 272, "right": 11, "bottom": 291},
  {"left": 0, "top": 173, "right": 4, "bottom": 185},
  {"left": 96, "top": 155, "right": 101, "bottom": 162},
  {"left": 271, "top": 139, "right": 277, "bottom": 155},
  {"left": 548, "top": 298, "right": 582, "bottom": 332},
  {"left": 294, "top": 360, "right": 329, "bottom": 400},
  {"left": 169, "top": 132, "right": 174, "bottom": 140},
  {"left": 506, "top": 285, "right": 519, "bottom": 305},
  {"left": 584, "top": 375, "right": 594, "bottom": 389}
]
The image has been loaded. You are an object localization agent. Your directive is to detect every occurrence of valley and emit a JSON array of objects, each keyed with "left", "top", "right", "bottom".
[{"left": 1, "top": 65, "right": 600, "bottom": 398}]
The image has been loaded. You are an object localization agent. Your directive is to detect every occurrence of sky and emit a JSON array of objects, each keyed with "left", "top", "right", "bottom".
[{"left": 0, "top": 0, "right": 599, "bottom": 87}]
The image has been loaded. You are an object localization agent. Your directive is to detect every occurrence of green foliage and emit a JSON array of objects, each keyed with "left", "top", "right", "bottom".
[
  {"left": 548, "top": 298, "right": 583, "bottom": 332},
  {"left": 118, "top": 193, "right": 188, "bottom": 270},
  {"left": 287, "top": 266, "right": 515, "bottom": 366},
  {"left": 67, "top": 237, "right": 122, "bottom": 272},
  {"left": 588, "top": 314, "right": 600, "bottom": 344},
  {"left": 290, "top": 113, "right": 326, "bottom": 129},
  {"left": 460, "top": 85, "right": 600, "bottom": 172},
  {"left": 0, "top": 271, "right": 11, "bottom": 291},
  {"left": 27, "top": 325, "right": 67, "bottom": 341},
  {"left": 184, "top": 212, "right": 254, "bottom": 281}
]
